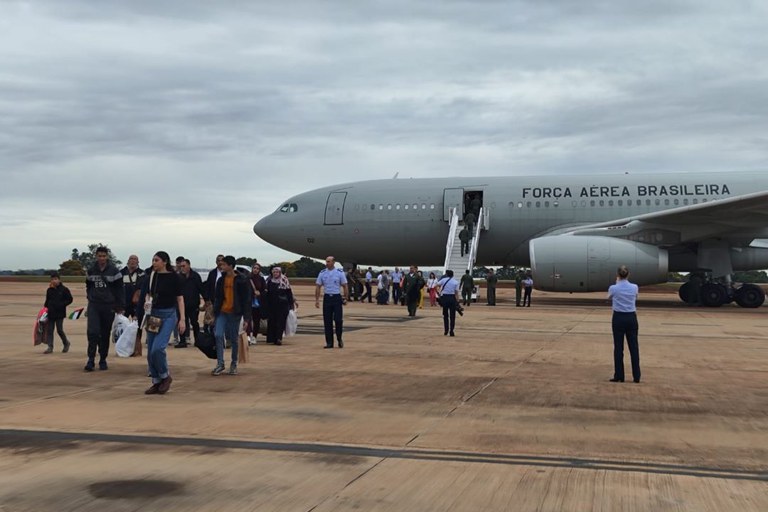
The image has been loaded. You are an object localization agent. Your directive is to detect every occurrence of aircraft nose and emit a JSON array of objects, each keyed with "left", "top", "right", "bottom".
[{"left": 253, "top": 215, "right": 275, "bottom": 242}]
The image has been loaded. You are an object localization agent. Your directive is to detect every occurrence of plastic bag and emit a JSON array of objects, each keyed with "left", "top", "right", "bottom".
[
  {"left": 111, "top": 313, "right": 131, "bottom": 344},
  {"left": 33, "top": 307, "right": 48, "bottom": 346},
  {"left": 115, "top": 319, "right": 139, "bottom": 357},
  {"left": 284, "top": 309, "right": 298, "bottom": 337}
]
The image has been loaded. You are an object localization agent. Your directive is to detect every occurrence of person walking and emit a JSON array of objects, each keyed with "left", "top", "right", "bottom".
[
  {"left": 143, "top": 251, "right": 185, "bottom": 395},
  {"left": 176, "top": 258, "right": 205, "bottom": 348},
  {"left": 403, "top": 265, "right": 425, "bottom": 317},
  {"left": 360, "top": 267, "right": 373, "bottom": 303},
  {"left": 211, "top": 256, "right": 250, "bottom": 375},
  {"left": 417, "top": 270, "right": 426, "bottom": 309},
  {"left": 391, "top": 267, "right": 402, "bottom": 305},
  {"left": 608, "top": 265, "right": 641, "bottom": 383},
  {"left": 460, "top": 270, "right": 474, "bottom": 307},
  {"left": 437, "top": 270, "right": 460, "bottom": 336},
  {"left": 84, "top": 246, "right": 124, "bottom": 372},
  {"left": 426, "top": 272, "right": 438, "bottom": 307},
  {"left": 458, "top": 227, "right": 470, "bottom": 257},
  {"left": 522, "top": 273, "right": 533, "bottom": 307},
  {"left": 515, "top": 270, "right": 524, "bottom": 307},
  {"left": 247, "top": 263, "right": 266, "bottom": 345},
  {"left": 43, "top": 272, "right": 72, "bottom": 353},
  {"left": 486, "top": 268, "right": 498, "bottom": 306},
  {"left": 264, "top": 266, "right": 297, "bottom": 346},
  {"left": 315, "top": 256, "right": 348, "bottom": 348},
  {"left": 464, "top": 211, "right": 476, "bottom": 238}
]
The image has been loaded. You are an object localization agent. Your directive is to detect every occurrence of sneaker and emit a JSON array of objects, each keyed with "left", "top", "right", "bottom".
[
  {"left": 228, "top": 365, "right": 238, "bottom": 375},
  {"left": 62, "top": 342, "right": 70, "bottom": 353},
  {"left": 98, "top": 360, "right": 108, "bottom": 371},
  {"left": 144, "top": 384, "right": 160, "bottom": 395},
  {"left": 43, "top": 347, "right": 53, "bottom": 354},
  {"left": 84, "top": 360, "right": 95, "bottom": 372},
  {"left": 211, "top": 364, "right": 225, "bottom": 376},
  {"left": 157, "top": 375, "right": 173, "bottom": 394}
]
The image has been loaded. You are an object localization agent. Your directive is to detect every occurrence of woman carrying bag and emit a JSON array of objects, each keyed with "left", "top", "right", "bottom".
[{"left": 143, "top": 251, "right": 185, "bottom": 395}]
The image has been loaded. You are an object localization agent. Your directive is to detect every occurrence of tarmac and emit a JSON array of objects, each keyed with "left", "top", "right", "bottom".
[{"left": 0, "top": 281, "right": 766, "bottom": 511}]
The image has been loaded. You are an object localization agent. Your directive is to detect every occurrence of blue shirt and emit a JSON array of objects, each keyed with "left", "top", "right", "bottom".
[
  {"left": 316, "top": 268, "right": 348, "bottom": 295},
  {"left": 391, "top": 271, "right": 402, "bottom": 283},
  {"left": 438, "top": 277, "right": 460, "bottom": 295},
  {"left": 608, "top": 279, "right": 638, "bottom": 313}
]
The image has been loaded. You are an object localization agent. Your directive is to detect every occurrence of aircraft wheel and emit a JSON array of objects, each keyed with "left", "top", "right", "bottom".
[
  {"left": 700, "top": 283, "right": 728, "bottom": 307},
  {"left": 678, "top": 282, "right": 698, "bottom": 304},
  {"left": 734, "top": 284, "right": 765, "bottom": 308}
]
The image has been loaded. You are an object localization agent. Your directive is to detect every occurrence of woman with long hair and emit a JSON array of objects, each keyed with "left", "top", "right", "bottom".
[
  {"left": 263, "top": 266, "right": 297, "bottom": 345},
  {"left": 426, "top": 272, "right": 438, "bottom": 307},
  {"left": 143, "top": 251, "right": 185, "bottom": 395}
]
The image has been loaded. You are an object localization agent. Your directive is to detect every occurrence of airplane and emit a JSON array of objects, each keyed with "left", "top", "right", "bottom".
[{"left": 253, "top": 171, "right": 768, "bottom": 308}]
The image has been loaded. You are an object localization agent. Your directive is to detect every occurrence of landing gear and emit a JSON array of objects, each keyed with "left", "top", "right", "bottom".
[
  {"left": 734, "top": 284, "right": 766, "bottom": 308},
  {"left": 679, "top": 280, "right": 765, "bottom": 308}
]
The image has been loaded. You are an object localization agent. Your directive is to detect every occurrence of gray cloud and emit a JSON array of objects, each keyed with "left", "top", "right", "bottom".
[{"left": 1, "top": 0, "right": 767, "bottom": 268}]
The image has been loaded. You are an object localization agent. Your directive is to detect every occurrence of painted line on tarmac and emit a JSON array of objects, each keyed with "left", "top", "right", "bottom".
[{"left": 1, "top": 429, "right": 766, "bottom": 482}]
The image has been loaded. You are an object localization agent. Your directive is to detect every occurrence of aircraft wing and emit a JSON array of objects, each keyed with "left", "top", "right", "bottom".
[{"left": 555, "top": 190, "right": 768, "bottom": 245}]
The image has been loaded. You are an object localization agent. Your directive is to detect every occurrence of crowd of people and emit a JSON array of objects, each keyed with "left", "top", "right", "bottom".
[{"left": 38, "top": 247, "right": 603, "bottom": 397}]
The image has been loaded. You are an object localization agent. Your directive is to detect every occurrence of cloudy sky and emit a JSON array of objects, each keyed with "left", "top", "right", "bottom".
[{"left": 2, "top": 0, "right": 767, "bottom": 270}]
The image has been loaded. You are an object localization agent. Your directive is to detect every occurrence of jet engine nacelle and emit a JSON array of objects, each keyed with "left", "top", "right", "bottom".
[{"left": 530, "top": 236, "right": 669, "bottom": 292}]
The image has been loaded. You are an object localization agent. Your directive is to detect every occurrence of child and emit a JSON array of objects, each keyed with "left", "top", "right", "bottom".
[{"left": 44, "top": 272, "right": 73, "bottom": 353}]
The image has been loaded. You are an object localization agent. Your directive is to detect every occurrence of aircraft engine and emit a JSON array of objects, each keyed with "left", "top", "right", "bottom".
[{"left": 529, "top": 236, "right": 669, "bottom": 292}]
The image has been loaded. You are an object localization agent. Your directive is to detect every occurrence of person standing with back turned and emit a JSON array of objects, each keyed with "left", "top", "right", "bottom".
[
  {"left": 607, "top": 265, "right": 641, "bottom": 383},
  {"left": 315, "top": 256, "right": 348, "bottom": 348}
]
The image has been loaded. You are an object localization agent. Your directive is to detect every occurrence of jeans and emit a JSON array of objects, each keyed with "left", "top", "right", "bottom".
[
  {"left": 146, "top": 308, "right": 176, "bottom": 384},
  {"left": 45, "top": 317, "right": 69, "bottom": 348},
  {"left": 215, "top": 312, "right": 241, "bottom": 366}
]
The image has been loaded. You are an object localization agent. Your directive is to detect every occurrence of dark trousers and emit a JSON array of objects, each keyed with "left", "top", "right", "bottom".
[
  {"left": 406, "top": 292, "right": 419, "bottom": 316},
  {"left": 184, "top": 303, "right": 201, "bottom": 344},
  {"left": 487, "top": 286, "right": 496, "bottom": 305},
  {"left": 441, "top": 295, "right": 457, "bottom": 334},
  {"left": 461, "top": 241, "right": 469, "bottom": 257},
  {"left": 45, "top": 317, "right": 69, "bottom": 348},
  {"left": 247, "top": 307, "right": 262, "bottom": 338},
  {"left": 515, "top": 285, "right": 522, "bottom": 306},
  {"left": 392, "top": 284, "right": 401, "bottom": 304},
  {"left": 612, "top": 312, "right": 641, "bottom": 381},
  {"left": 361, "top": 282, "right": 372, "bottom": 302},
  {"left": 461, "top": 288, "right": 472, "bottom": 306},
  {"left": 86, "top": 302, "right": 114, "bottom": 362},
  {"left": 523, "top": 287, "right": 532, "bottom": 306},
  {"left": 322, "top": 294, "right": 344, "bottom": 347},
  {"left": 267, "top": 304, "right": 290, "bottom": 343}
]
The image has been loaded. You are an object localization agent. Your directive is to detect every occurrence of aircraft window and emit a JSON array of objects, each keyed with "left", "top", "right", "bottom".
[
  {"left": 279, "top": 204, "right": 290, "bottom": 212},
  {"left": 702, "top": 198, "right": 708, "bottom": 203},
  {"left": 430, "top": 204, "right": 435, "bottom": 209},
  {"left": 581, "top": 200, "right": 586, "bottom": 207},
  {"left": 396, "top": 204, "right": 401, "bottom": 210},
  {"left": 526, "top": 201, "right": 531, "bottom": 208},
  {"left": 413, "top": 203, "right": 418, "bottom": 210},
  {"left": 553, "top": 201, "right": 558, "bottom": 207},
  {"left": 608, "top": 200, "right": 614, "bottom": 207},
  {"left": 544, "top": 201, "right": 550, "bottom": 208},
  {"left": 590, "top": 200, "right": 595, "bottom": 207},
  {"left": 404, "top": 204, "right": 409, "bottom": 210},
  {"left": 289, "top": 204, "right": 298, "bottom": 212},
  {"left": 683, "top": 198, "right": 689, "bottom": 205},
  {"left": 535, "top": 201, "right": 541, "bottom": 208},
  {"left": 519, "top": 202, "right": 524, "bottom": 208},
  {"left": 370, "top": 204, "right": 375, "bottom": 210},
  {"left": 646, "top": 199, "right": 651, "bottom": 206},
  {"left": 378, "top": 204, "right": 383, "bottom": 210},
  {"left": 692, "top": 198, "right": 698, "bottom": 204},
  {"left": 421, "top": 204, "right": 426, "bottom": 210},
  {"left": 618, "top": 200, "right": 623, "bottom": 206},
  {"left": 387, "top": 204, "right": 392, "bottom": 210},
  {"left": 664, "top": 199, "right": 670, "bottom": 206},
  {"left": 655, "top": 199, "right": 661, "bottom": 206},
  {"left": 599, "top": 200, "right": 605, "bottom": 207},
  {"left": 674, "top": 199, "right": 679, "bottom": 206}
]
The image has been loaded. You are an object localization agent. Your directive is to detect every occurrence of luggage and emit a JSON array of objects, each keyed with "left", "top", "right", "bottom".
[
  {"left": 33, "top": 307, "right": 48, "bottom": 346},
  {"left": 195, "top": 331, "right": 217, "bottom": 359},
  {"left": 376, "top": 289, "right": 389, "bottom": 305}
]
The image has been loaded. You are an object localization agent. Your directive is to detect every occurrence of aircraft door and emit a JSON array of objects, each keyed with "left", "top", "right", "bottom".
[
  {"left": 324, "top": 192, "right": 347, "bottom": 225},
  {"left": 443, "top": 188, "right": 464, "bottom": 221}
]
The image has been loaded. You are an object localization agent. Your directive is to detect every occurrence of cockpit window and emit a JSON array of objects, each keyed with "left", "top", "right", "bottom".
[
  {"left": 279, "top": 204, "right": 290, "bottom": 212},
  {"left": 279, "top": 203, "right": 298, "bottom": 213}
]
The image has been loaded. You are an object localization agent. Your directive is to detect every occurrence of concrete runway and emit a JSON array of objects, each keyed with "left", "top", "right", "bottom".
[{"left": 0, "top": 281, "right": 766, "bottom": 511}]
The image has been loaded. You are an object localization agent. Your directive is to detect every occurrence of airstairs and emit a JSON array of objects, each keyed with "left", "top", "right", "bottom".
[{"left": 443, "top": 207, "right": 487, "bottom": 276}]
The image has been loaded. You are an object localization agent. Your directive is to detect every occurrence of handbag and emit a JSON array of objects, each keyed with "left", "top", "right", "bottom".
[{"left": 194, "top": 331, "right": 217, "bottom": 359}]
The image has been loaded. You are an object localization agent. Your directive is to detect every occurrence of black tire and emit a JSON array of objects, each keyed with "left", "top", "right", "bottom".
[
  {"left": 734, "top": 284, "right": 765, "bottom": 308},
  {"left": 700, "top": 283, "right": 728, "bottom": 307},
  {"left": 678, "top": 282, "right": 698, "bottom": 304}
]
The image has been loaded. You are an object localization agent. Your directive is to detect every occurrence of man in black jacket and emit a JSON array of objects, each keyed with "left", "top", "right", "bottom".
[
  {"left": 85, "top": 247, "right": 124, "bottom": 371},
  {"left": 211, "top": 255, "right": 251, "bottom": 376},
  {"left": 203, "top": 254, "right": 224, "bottom": 333},
  {"left": 44, "top": 272, "right": 73, "bottom": 354},
  {"left": 177, "top": 258, "right": 205, "bottom": 347}
]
